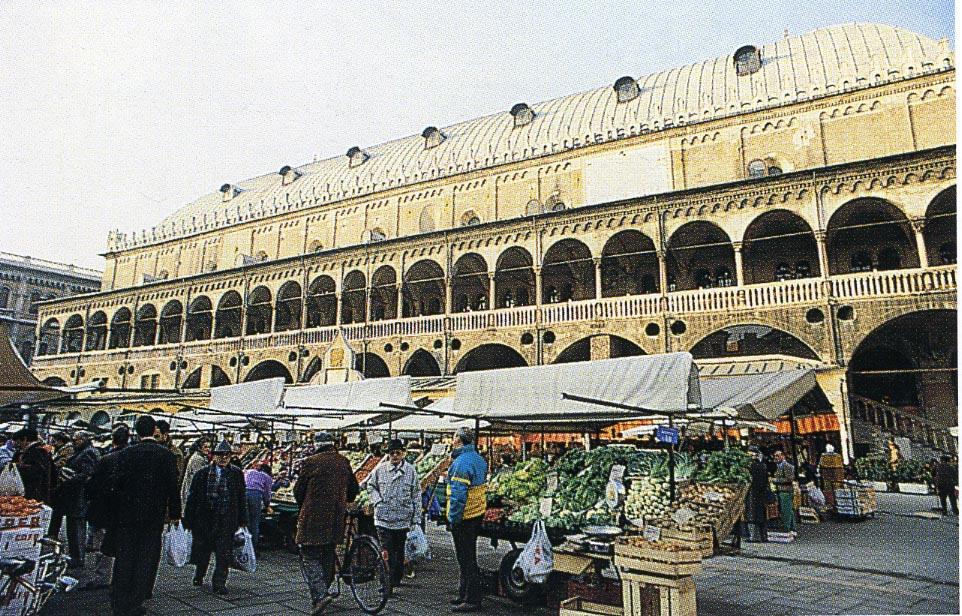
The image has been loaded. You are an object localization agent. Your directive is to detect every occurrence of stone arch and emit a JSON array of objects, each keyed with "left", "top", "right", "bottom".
[
  {"left": 37, "top": 318, "right": 60, "bottom": 356},
  {"left": 341, "top": 270, "right": 367, "bottom": 324},
  {"left": 306, "top": 275, "right": 337, "bottom": 328},
  {"left": 403, "top": 349, "right": 442, "bottom": 377},
  {"left": 553, "top": 338, "right": 590, "bottom": 364},
  {"left": 185, "top": 296, "right": 213, "bottom": 341},
  {"left": 244, "top": 359, "right": 293, "bottom": 384},
  {"left": 370, "top": 266, "right": 398, "bottom": 322},
  {"left": 403, "top": 260, "right": 445, "bottom": 317},
  {"left": 666, "top": 221, "right": 736, "bottom": 291},
  {"left": 690, "top": 323, "right": 819, "bottom": 360},
  {"left": 826, "top": 198, "right": 919, "bottom": 274},
  {"left": 300, "top": 357, "right": 322, "bottom": 383},
  {"left": 495, "top": 247, "right": 535, "bottom": 308},
  {"left": 214, "top": 291, "right": 243, "bottom": 339},
  {"left": 454, "top": 343, "right": 528, "bottom": 373},
  {"left": 85, "top": 311, "right": 108, "bottom": 351},
  {"left": 133, "top": 304, "right": 157, "bottom": 347},
  {"left": 553, "top": 334, "right": 646, "bottom": 364},
  {"left": 61, "top": 314, "right": 84, "bottom": 353},
  {"left": 246, "top": 286, "right": 273, "bottom": 335},
  {"left": 542, "top": 238, "right": 595, "bottom": 303},
  {"left": 354, "top": 352, "right": 390, "bottom": 378},
  {"left": 848, "top": 309, "right": 956, "bottom": 426},
  {"left": 90, "top": 410, "right": 111, "bottom": 428},
  {"left": 924, "top": 186, "right": 956, "bottom": 266},
  {"left": 107, "top": 307, "right": 132, "bottom": 349},
  {"left": 181, "top": 367, "right": 203, "bottom": 389},
  {"left": 601, "top": 230, "right": 659, "bottom": 297},
  {"left": 42, "top": 376, "right": 67, "bottom": 387},
  {"left": 743, "top": 209, "right": 820, "bottom": 284},
  {"left": 209, "top": 364, "right": 232, "bottom": 387},
  {"left": 452, "top": 253, "right": 489, "bottom": 312},
  {"left": 158, "top": 300, "right": 184, "bottom": 344},
  {"left": 274, "top": 281, "right": 303, "bottom": 332}
]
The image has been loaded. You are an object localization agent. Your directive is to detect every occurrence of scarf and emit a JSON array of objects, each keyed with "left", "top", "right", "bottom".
[{"left": 205, "top": 464, "right": 230, "bottom": 517}]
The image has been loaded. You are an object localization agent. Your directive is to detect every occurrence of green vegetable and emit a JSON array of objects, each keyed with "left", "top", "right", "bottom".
[{"left": 693, "top": 450, "right": 751, "bottom": 485}]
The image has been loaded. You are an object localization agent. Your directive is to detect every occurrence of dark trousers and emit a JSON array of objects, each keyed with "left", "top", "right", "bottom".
[
  {"left": 47, "top": 507, "right": 64, "bottom": 540},
  {"left": 193, "top": 542, "right": 232, "bottom": 591},
  {"left": 66, "top": 516, "right": 87, "bottom": 568},
  {"left": 246, "top": 491, "right": 265, "bottom": 548},
  {"left": 376, "top": 526, "right": 408, "bottom": 587},
  {"left": 451, "top": 517, "right": 482, "bottom": 605},
  {"left": 110, "top": 524, "right": 163, "bottom": 616},
  {"left": 938, "top": 489, "right": 959, "bottom": 515},
  {"left": 299, "top": 544, "right": 336, "bottom": 604}
]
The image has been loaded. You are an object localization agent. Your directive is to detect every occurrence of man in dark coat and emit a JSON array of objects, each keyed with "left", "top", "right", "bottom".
[
  {"left": 61, "top": 430, "right": 101, "bottom": 570},
  {"left": 294, "top": 432, "right": 359, "bottom": 615},
  {"left": 84, "top": 425, "right": 129, "bottom": 590},
  {"left": 107, "top": 416, "right": 181, "bottom": 616},
  {"left": 183, "top": 439, "right": 247, "bottom": 594},
  {"left": 12, "top": 428, "right": 54, "bottom": 504},
  {"left": 743, "top": 447, "right": 771, "bottom": 542},
  {"left": 934, "top": 455, "right": 959, "bottom": 515}
]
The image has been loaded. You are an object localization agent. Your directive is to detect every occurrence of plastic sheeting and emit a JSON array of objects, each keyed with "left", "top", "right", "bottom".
[
  {"left": 699, "top": 369, "right": 819, "bottom": 421},
  {"left": 453, "top": 353, "right": 701, "bottom": 426},
  {"left": 283, "top": 376, "right": 414, "bottom": 430},
  {"left": 378, "top": 398, "right": 488, "bottom": 432}
]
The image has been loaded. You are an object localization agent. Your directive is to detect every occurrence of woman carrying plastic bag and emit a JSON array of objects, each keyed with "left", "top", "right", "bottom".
[
  {"left": 513, "top": 520, "right": 553, "bottom": 584},
  {"left": 163, "top": 522, "right": 192, "bottom": 568}
]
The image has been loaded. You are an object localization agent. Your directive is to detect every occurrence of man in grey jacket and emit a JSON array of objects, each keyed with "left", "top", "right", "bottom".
[{"left": 366, "top": 439, "right": 421, "bottom": 591}]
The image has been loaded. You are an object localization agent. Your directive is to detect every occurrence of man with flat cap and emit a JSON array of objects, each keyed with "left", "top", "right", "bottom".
[
  {"left": 367, "top": 438, "right": 421, "bottom": 591},
  {"left": 183, "top": 439, "right": 247, "bottom": 594},
  {"left": 295, "top": 432, "right": 359, "bottom": 615}
]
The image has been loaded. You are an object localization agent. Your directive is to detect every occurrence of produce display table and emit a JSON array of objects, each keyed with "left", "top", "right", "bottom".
[{"left": 834, "top": 482, "right": 877, "bottom": 519}]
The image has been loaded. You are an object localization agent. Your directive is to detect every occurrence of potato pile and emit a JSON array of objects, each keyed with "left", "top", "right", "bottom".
[{"left": 0, "top": 496, "right": 42, "bottom": 517}]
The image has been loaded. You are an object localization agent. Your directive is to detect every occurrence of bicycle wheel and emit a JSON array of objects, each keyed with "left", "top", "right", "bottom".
[{"left": 345, "top": 535, "right": 389, "bottom": 614}]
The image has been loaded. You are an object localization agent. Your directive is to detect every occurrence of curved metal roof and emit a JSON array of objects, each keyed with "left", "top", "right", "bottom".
[{"left": 113, "top": 23, "right": 952, "bottom": 252}]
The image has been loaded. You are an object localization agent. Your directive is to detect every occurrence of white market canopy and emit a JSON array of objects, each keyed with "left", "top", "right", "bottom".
[
  {"left": 378, "top": 397, "right": 489, "bottom": 433},
  {"left": 699, "top": 369, "right": 819, "bottom": 421},
  {"left": 283, "top": 376, "right": 414, "bottom": 431},
  {"left": 171, "top": 378, "right": 288, "bottom": 431},
  {"left": 453, "top": 352, "right": 701, "bottom": 427}
]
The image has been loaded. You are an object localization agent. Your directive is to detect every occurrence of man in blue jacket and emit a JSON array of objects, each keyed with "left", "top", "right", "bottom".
[{"left": 446, "top": 427, "right": 487, "bottom": 612}]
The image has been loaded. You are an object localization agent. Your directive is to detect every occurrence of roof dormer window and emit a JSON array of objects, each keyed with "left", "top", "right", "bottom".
[
  {"left": 279, "top": 165, "right": 301, "bottom": 185},
  {"left": 347, "top": 146, "right": 370, "bottom": 168},
  {"left": 613, "top": 76, "right": 640, "bottom": 103},
  {"left": 422, "top": 126, "right": 445, "bottom": 149},
  {"left": 734, "top": 45, "right": 762, "bottom": 76},
  {"left": 220, "top": 183, "right": 240, "bottom": 202},
  {"left": 510, "top": 103, "right": 535, "bottom": 127}
]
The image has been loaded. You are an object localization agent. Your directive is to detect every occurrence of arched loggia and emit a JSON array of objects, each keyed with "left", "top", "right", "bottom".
[
  {"left": 244, "top": 360, "right": 293, "bottom": 384},
  {"left": 666, "top": 221, "right": 736, "bottom": 291},
  {"left": 85, "top": 311, "right": 108, "bottom": 351},
  {"left": 403, "top": 260, "right": 445, "bottom": 317},
  {"left": 245, "top": 286, "right": 273, "bottom": 335},
  {"left": 354, "top": 353, "right": 390, "bottom": 378},
  {"left": 826, "top": 198, "right": 919, "bottom": 274},
  {"left": 601, "top": 230, "right": 659, "bottom": 297},
  {"left": 214, "top": 291, "right": 242, "bottom": 339},
  {"left": 743, "top": 210, "right": 820, "bottom": 284},
  {"left": 370, "top": 266, "right": 398, "bottom": 322},
  {"left": 690, "top": 324, "right": 818, "bottom": 360},
  {"left": 61, "top": 315, "right": 84, "bottom": 353},
  {"left": 403, "top": 349, "right": 442, "bottom": 376},
  {"left": 306, "top": 275, "right": 337, "bottom": 328},
  {"left": 924, "top": 186, "right": 956, "bottom": 266},
  {"left": 542, "top": 239, "right": 595, "bottom": 303},
  {"left": 133, "top": 304, "right": 157, "bottom": 347},
  {"left": 341, "top": 271, "right": 367, "bottom": 324},
  {"left": 37, "top": 318, "right": 60, "bottom": 356},
  {"left": 454, "top": 343, "right": 528, "bottom": 373},
  {"left": 452, "top": 253, "right": 489, "bottom": 312},
  {"left": 158, "top": 300, "right": 183, "bottom": 344},
  {"left": 185, "top": 296, "right": 212, "bottom": 342},
  {"left": 108, "top": 308, "right": 132, "bottom": 349},
  {"left": 495, "top": 247, "right": 535, "bottom": 308},
  {"left": 274, "top": 281, "right": 303, "bottom": 332}
]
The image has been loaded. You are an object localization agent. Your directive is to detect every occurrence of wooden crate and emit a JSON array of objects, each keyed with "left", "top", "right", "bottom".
[
  {"left": 420, "top": 457, "right": 451, "bottom": 491},
  {"left": 659, "top": 527, "right": 713, "bottom": 558},
  {"left": 621, "top": 575, "right": 697, "bottom": 616},
  {"left": 560, "top": 597, "right": 625, "bottom": 616},
  {"left": 614, "top": 542, "right": 703, "bottom": 578}
]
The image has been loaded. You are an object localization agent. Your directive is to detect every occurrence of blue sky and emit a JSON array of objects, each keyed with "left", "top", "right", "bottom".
[{"left": 0, "top": 1, "right": 953, "bottom": 270}]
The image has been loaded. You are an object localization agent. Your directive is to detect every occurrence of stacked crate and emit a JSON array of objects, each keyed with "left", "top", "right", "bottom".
[{"left": 0, "top": 504, "right": 52, "bottom": 616}]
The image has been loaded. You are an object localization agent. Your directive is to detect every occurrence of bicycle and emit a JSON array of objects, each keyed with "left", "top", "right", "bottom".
[
  {"left": 0, "top": 538, "right": 78, "bottom": 615},
  {"left": 318, "top": 510, "right": 390, "bottom": 615}
]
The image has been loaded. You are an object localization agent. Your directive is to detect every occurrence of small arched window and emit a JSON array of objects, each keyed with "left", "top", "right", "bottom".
[
  {"left": 510, "top": 103, "right": 535, "bottom": 127},
  {"left": 460, "top": 211, "right": 481, "bottom": 227},
  {"left": 546, "top": 193, "right": 566, "bottom": 212},
  {"left": 346, "top": 147, "right": 369, "bottom": 168},
  {"left": 422, "top": 126, "right": 445, "bottom": 149},
  {"left": 734, "top": 45, "right": 762, "bottom": 76},
  {"left": 366, "top": 228, "right": 387, "bottom": 243},
  {"left": 308, "top": 239, "right": 324, "bottom": 253},
  {"left": 255, "top": 251, "right": 269, "bottom": 262},
  {"left": 747, "top": 159, "right": 768, "bottom": 179},
  {"left": 613, "top": 76, "right": 640, "bottom": 103}
]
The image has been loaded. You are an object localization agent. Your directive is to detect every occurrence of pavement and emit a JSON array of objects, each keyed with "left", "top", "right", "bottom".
[{"left": 43, "top": 493, "right": 958, "bottom": 615}]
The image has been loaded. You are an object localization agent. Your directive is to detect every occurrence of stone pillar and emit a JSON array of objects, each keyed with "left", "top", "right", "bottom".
[
  {"left": 732, "top": 242, "right": 744, "bottom": 286},
  {"left": 445, "top": 276, "right": 453, "bottom": 315},
  {"left": 487, "top": 272, "right": 495, "bottom": 310},
  {"left": 657, "top": 250, "right": 668, "bottom": 293},
  {"left": 534, "top": 266, "right": 543, "bottom": 306},
  {"left": 589, "top": 335, "right": 611, "bottom": 360},
  {"left": 814, "top": 231, "right": 830, "bottom": 278},
  {"left": 911, "top": 218, "right": 929, "bottom": 269},
  {"left": 396, "top": 284, "right": 404, "bottom": 320},
  {"left": 335, "top": 292, "right": 343, "bottom": 326},
  {"left": 593, "top": 258, "right": 603, "bottom": 299}
]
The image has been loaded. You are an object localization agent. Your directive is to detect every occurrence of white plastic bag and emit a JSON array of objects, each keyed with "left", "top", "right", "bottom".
[
  {"left": 0, "top": 464, "right": 25, "bottom": 497},
  {"left": 232, "top": 528, "right": 256, "bottom": 573},
  {"left": 163, "top": 522, "right": 192, "bottom": 568},
  {"left": 806, "top": 483, "right": 826, "bottom": 508},
  {"left": 404, "top": 524, "right": 430, "bottom": 563},
  {"left": 513, "top": 520, "right": 553, "bottom": 584}
]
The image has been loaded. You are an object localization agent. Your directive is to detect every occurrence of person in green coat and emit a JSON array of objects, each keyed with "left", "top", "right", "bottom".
[{"left": 772, "top": 450, "right": 796, "bottom": 533}]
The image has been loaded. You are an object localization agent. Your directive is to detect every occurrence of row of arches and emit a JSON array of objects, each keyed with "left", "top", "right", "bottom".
[{"left": 37, "top": 191, "right": 955, "bottom": 356}]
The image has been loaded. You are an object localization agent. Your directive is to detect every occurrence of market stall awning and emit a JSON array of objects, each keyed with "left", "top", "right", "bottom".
[
  {"left": 0, "top": 323, "right": 71, "bottom": 408},
  {"left": 282, "top": 376, "right": 414, "bottom": 431},
  {"left": 699, "top": 369, "right": 820, "bottom": 421},
  {"left": 170, "top": 378, "right": 288, "bottom": 430},
  {"left": 379, "top": 397, "right": 488, "bottom": 432},
  {"left": 453, "top": 353, "right": 701, "bottom": 427}
]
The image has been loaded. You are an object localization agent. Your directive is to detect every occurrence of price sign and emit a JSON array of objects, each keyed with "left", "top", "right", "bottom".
[
  {"left": 346, "top": 432, "right": 361, "bottom": 445},
  {"left": 671, "top": 507, "right": 696, "bottom": 527},
  {"left": 704, "top": 491, "right": 724, "bottom": 502},
  {"left": 430, "top": 443, "right": 447, "bottom": 456},
  {"left": 655, "top": 426, "right": 679, "bottom": 445},
  {"left": 368, "top": 433, "right": 383, "bottom": 444},
  {"left": 539, "top": 497, "right": 553, "bottom": 518},
  {"left": 643, "top": 525, "right": 662, "bottom": 542},
  {"left": 547, "top": 472, "right": 559, "bottom": 494},
  {"left": 609, "top": 464, "right": 626, "bottom": 482}
]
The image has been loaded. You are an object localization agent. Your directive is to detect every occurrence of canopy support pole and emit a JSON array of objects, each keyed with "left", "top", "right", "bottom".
[
  {"left": 668, "top": 413, "right": 676, "bottom": 503},
  {"left": 789, "top": 406, "right": 799, "bottom": 473}
]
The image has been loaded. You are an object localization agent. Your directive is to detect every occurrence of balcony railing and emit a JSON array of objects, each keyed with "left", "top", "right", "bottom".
[
  {"left": 31, "top": 265, "right": 956, "bottom": 366},
  {"left": 851, "top": 394, "right": 957, "bottom": 453}
]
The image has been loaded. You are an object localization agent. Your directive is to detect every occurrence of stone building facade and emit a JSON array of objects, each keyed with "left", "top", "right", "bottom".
[
  {"left": 32, "top": 24, "right": 956, "bottom": 457},
  {"left": 0, "top": 252, "right": 100, "bottom": 364}
]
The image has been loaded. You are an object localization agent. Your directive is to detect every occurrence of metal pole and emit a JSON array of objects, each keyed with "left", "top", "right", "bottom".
[
  {"left": 668, "top": 414, "right": 676, "bottom": 503},
  {"left": 789, "top": 407, "right": 800, "bottom": 473}
]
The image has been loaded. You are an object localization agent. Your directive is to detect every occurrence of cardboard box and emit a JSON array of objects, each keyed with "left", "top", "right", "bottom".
[
  {"left": 0, "top": 505, "right": 52, "bottom": 533},
  {"left": 0, "top": 526, "right": 44, "bottom": 559}
]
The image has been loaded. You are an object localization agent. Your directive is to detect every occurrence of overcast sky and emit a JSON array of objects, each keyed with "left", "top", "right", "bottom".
[{"left": 0, "top": 1, "right": 953, "bottom": 271}]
